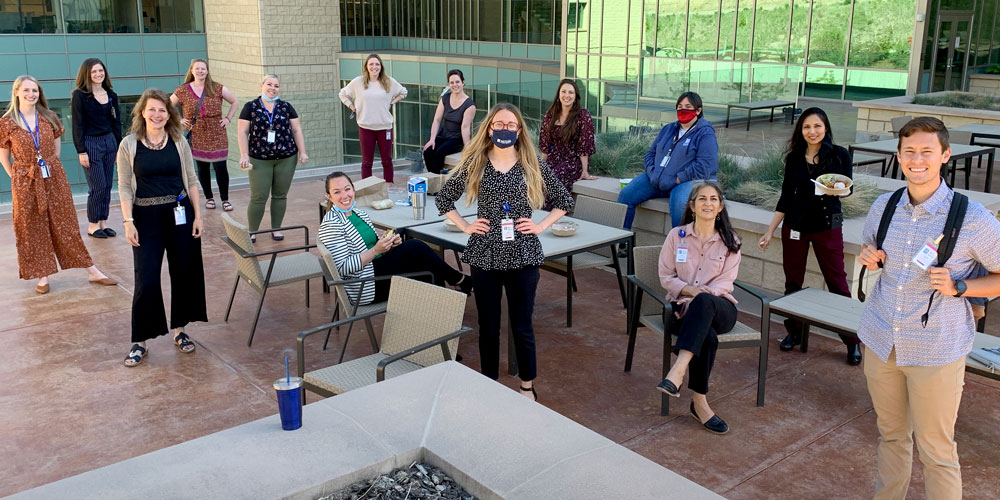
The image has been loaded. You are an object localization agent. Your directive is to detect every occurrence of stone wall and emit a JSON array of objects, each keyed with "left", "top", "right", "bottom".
[
  {"left": 969, "top": 74, "right": 1000, "bottom": 95},
  {"left": 855, "top": 93, "right": 1000, "bottom": 140},
  {"left": 202, "top": 0, "right": 343, "bottom": 170}
]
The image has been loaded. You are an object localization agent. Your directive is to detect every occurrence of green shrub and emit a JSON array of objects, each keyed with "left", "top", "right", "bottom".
[
  {"left": 912, "top": 92, "right": 1000, "bottom": 111},
  {"left": 985, "top": 64, "right": 1000, "bottom": 75},
  {"left": 588, "top": 132, "right": 653, "bottom": 178}
]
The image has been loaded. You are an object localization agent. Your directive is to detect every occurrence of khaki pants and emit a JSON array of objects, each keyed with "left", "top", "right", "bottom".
[{"left": 864, "top": 346, "right": 965, "bottom": 500}]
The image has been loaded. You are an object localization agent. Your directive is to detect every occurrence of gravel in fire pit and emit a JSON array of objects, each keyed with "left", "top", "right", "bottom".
[{"left": 317, "top": 462, "right": 478, "bottom": 500}]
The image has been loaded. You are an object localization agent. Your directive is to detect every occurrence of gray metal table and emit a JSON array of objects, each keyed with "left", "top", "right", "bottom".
[
  {"left": 952, "top": 123, "right": 1000, "bottom": 146},
  {"left": 406, "top": 212, "right": 636, "bottom": 376},
  {"left": 849, "top": 139, "right": 996, "bottom": 192},
  {"left": 317, "top": 195, "right": 477, "bottom": 231},
  {"left": 725, "top": 100, "right": 796, "bottom": 131}
]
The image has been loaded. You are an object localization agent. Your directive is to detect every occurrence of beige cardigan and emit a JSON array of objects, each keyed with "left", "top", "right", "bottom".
[
  {"left": 116, "top": 134, "right": 199, "bottom": 203},
  {"left": 338, "top": 76, "right": 407, "bottom": 131}
]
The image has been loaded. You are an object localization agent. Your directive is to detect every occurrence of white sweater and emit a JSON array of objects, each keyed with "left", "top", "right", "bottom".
[{"left": 338, "top": 76, "right": 407, "bottom": 131}]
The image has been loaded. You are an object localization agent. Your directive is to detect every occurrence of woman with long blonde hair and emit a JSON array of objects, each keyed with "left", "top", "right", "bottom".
[
  {"left": 436, "top": 102, "right": 575, "bottom": 401},
  {"left": 338, "top": 54, "right": 407, "bottom": 183},
  {"left": 117, "top": 88, "right": 207, "bottom": 367},
  {"left": 170, "top": 58, "right": 238, "bottom": 211},
  {"left": 0, "top": 75, "right": 116, "bottom": 294}
]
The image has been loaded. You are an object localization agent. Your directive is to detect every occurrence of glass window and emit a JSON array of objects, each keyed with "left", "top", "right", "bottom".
[
  {"left": 803, "top": 66, "right": 844, "bottom": 98},
  {"left": 395, "top": 102, "right": 421, "bottom": 146},
  {"left": 601, "top": 0, "right": 628, "bottom": 54},
  {"left": 142, "top": 0, "right": 204, "bottom": 33},
  {"left": 480, "top": 0, "right": 501, "bottom": 41},
  {"left": 502, "top": 0, "right": 510, "bottom": 42},
  {"left": 734, "top": 0, "right": 752, "bottom": 61},
  {"left": 627, "top": 0, "right": 642, "bottom": 56},
  {"left": 973, "top": 0, "right": 997, "bottom": 65},
  {"left": 788, "top": 0, "right": 809, "bottom": 64},
  {"left": 640, "top": 57, "right": 690, "bottom": 100},
  {"left": 1, "top": 0, "right": 62, "bottom": 32},
  {"left": 848, "top": 0, "right": 913, "bottom": 69},
  {"left": 63, "top": 0, "right": 139, "bottom": 33},
  {"left": 687, "top": 1, "right": 719, "bottom": 60},
  {"left": 844, "top": 69, "right": 907, "bottom": 100},
  {"left": 750, "top": 63, "right": 798, "bottom": 101},
  {"left": 807, "top": 0, "right": 849, "bottom": 65},
  {"left": 587, "top": 0, "right": 601, "bottom": 52},
  {"left": 554, "top": 0, "right": 562, "bottom": 44},
  {"left": 601, "top": 56, "right": 626, "bottom": 81},
  {"left": 752, "top": 0, "right": 789, "bottom": 62},
  {"left": 511, "top": 0, "right": 527, "bottom": 43},
  {"left": 655, "top": 0, "right": 686, "bottom": 58},
  {"left": 718, "top": 0, "right": 737, "bottom": 60},
  {"left": 528, "top": 0, "right": 554, "bottom": 44},
  {"left": 626, "top": 57, "right": 640, "bottom": 82}
]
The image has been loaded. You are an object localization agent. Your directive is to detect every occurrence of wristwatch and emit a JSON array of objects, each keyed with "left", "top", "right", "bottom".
[{"left": 955, "top": 279, "right": 967, "bottom": 297}]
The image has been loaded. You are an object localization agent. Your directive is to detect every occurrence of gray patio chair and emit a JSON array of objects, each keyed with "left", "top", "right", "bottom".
[
  {"left": 297, "top": 275, "right": 471, "bottom": 399},
  {"left": 947, "top": 130, "right": 975, "bottom": 189},
  {"left": 221, "top": 213, "right": 325, "bottom": 347},
  {"left": 890, "top": 115, "right": 912, "bottom": 138},
  {"left": 542, "top": 196, "right": 629, "bottom": 322},
  {"left": 623, "top": 246, "right": 770, "bottom": 416}
]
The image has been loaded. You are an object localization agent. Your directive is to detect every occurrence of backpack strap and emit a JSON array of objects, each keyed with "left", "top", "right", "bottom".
[
  {"left": 858, "top": 188, "right": 906, "bottom": 302},
  {"left": 920, "top": 192, "right": 969, "bottom": 327}
]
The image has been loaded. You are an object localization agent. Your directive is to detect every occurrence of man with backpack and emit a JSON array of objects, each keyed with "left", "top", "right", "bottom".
[{"left": 857, "top": 117, "right": 1000, "bottom": 499}]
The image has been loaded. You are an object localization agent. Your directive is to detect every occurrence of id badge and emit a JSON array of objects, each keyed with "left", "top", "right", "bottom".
[
  {"left": 38, "top": 161, "right": 50, "bottom": 179},
  {"left": 266, "top": 129, "right": 276, "bottom": 143},
  {"left": 676, "top": 245, "right": 688, "bottom": 263},
  {"left": 174, "top": 205, "right": 187, "bottom": 226},
  {"left": 660, "top": 156, "right": 669, "bottom": 167},
  {"left": 912, "top": 238, "right": 939, "bottom": 270},
  {"left": 789, "top": 230, "right": 800, "bottom": 241},
  {"left": 386, "top": 131, "right": 392, "bottom": 141},
  {"left": 501, "top": 218, "right": 515, "bottom": 241}
]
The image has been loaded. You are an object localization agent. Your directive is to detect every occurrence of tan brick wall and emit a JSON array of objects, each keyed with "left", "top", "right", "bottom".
[{"left": 969, "top": 75, "right": 1000, "bottom": 95}]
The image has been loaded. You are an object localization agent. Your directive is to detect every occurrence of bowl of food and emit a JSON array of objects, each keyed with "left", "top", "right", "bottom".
[
  {"left": 551, "top": 221, "right": 579, "bottom": 237},
  {"left": 444, "top": 218, "right": 463, "bottom": 232},
  {"left": 369, "top": 198, "right": 395, "bottom": 210},
  {"left": 813, "top": 173, "right": 853, "bottom": 196}
]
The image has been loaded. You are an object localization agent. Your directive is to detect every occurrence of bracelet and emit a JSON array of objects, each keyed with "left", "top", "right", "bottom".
[{"left": 123, "top": 218, "right": 134, "bottom": 223}]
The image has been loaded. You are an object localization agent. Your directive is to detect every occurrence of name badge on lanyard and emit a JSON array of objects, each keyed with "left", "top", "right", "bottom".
[
  {"left": 174, "top": 194, "right": 187, "bottom": 225},
  {"left": 262, "top": 99, "right": 277, "bottom": 143},
  {"left": 789, "top": 230, "right": 801, "bottom": 241},
  {"left": 912, "top": 235, "right": 942, "bottom": 270},
  {"left": 19, "top": 110, "right": 49, "bottom": 178},
  {"left": 676, "top": 228, "right": 688, "bottom": 262},
  {"left": 500, "top": 202, "right": 515, "bottom": 242}
]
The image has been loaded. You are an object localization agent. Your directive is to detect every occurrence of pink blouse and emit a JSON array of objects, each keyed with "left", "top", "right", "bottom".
[{"left": 658, "top": 223, "right": 741, "bottom": 307}]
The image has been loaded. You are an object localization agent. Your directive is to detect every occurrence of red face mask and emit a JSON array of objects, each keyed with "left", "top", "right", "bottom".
[{"left": 677, "top": 109, "right": 698, "bottom": 124}]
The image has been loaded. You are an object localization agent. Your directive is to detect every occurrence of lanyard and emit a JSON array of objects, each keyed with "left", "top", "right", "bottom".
[
  {"left": 17, "top": 110, "right": 42, "bottom": 157},
  {"left": 260, "top": 98, "right": 276, "bottom": 129}
]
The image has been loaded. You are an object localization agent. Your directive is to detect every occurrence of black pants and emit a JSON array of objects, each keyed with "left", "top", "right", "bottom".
[
  {"left": 196, "top": 160, "right": 229, "bottom": 201},
  {"left": 471, "top": 265, "right": 540, "bottom": 382},
  {"left": 371, "top": 239, "right": 464, "bottom": 302},
  {"left": 422, "top": 136, "right": 464, "bottom": 174},
  {"left": 131, "top": 198, "right": 208, "bottom": 342},
  {"left": 672, "top": 294, "right": 737, "bottom": 395}
]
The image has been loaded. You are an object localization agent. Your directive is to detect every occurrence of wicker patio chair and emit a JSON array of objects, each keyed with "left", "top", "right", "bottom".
[
  {"left": 542, "top": 195, "right": 629, "bottom": 322},
  {"left": 297, "top": 275, "right": 471, "bottom": 398},
  {"left": 221, "top": 213, "right": 325, "bottom": 347},
  {"left": 623, "top": 246, "right": 770, "bottom": 416}
]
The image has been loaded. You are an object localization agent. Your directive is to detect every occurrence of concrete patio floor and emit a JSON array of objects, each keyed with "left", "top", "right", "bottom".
[{"left": 2, "top": 177, "right": 999, "bottom": 499}]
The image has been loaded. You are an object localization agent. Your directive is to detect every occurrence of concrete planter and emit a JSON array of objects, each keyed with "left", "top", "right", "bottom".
[{"left": 853, "top": 92, "right": 1000, "bottom": 141}]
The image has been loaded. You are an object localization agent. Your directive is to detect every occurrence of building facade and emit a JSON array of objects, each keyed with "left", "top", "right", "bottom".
[{"left": 2, "top": 0, "right": 999, "bottom": 201}]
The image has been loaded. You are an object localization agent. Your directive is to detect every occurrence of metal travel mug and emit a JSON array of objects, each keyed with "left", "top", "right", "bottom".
[
  {"left": 411, "top": 191, "right": 427, "bottom": 220},
  {"left": 273, "top": 377, "right": 303, "bottom": 431}
]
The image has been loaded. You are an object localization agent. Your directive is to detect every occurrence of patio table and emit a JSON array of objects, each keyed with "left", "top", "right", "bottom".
[
  {"left": 725, "top": 100, "right": 796, "bottom": 131},
  {"left": 316, "top": 195, "right": 478, "bottom": 231},
  {"left": 849, "top": 139, "right": 996, "bottom": 192},
  {"left": 405, "top": 212, "right": 636, "bottom": 376},
  {"left": 951, "top": 123, "right": 1000, "bottom": 146}
]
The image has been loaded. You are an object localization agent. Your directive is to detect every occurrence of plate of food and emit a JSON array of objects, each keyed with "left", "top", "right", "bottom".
[
  {"left": 551, "top": 221, "right": 579, "bottom": 237},
  {"left": 813, "top": 173, "right": 852, "bottom": 196},
  {"left": 369, "top": 198, "right": 395, "bottom": 210}
]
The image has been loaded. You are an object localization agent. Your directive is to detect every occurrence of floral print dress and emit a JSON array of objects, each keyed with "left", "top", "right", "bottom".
[
  {"left": 175, "top": 82, "right": 228, "bottom": 162},
  {"left": 0, "top": 115, "right": 93, "bottom": 279},
  {"left": 539, "top": 108, "right": 596, "bottom": 194}
]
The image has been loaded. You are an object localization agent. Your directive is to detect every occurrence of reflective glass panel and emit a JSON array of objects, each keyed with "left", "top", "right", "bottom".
[
  {"left": 1, "top": 0, "right": 62, "bottom": 32},
  {"left": 687, "top": 1, "right": 719, "bottom": 60},
  {"left": 848, "top": 0, "right": 914, "bottom": 69},
  {"left": 844, "top": 69, "right": 907, "bottom": 100},
  {"left": 480, "top": 0, "right": 502, "bottom": 41},
  {"left": 511, "top": 0, "right": 527, "bottom": 43},
  {"left": 734, "top": 0, "right": 752, "bottom": 61},
  {"left": 751, "top": 0, "right": 789, "bottom": 62},
  {"left": 64, "top": 0, "right": 140, "bottom": 33},
  {"left": 527, "top": 0, "right": 554, "bottom": 44},
  {"left": 655, "top": 0, "right": 687, "bottom": 58},
  {"left": 719, "top": 0, "right": 737, "bottom": 60},
  {"left": 804, "top": 66, "right": 844, "bottom": 98},
  {"left": 788, "top": 0, "right": 809, "bottom": 63},
  {"left": 807, "top": 0, "right": 849, "bottom": 65}
]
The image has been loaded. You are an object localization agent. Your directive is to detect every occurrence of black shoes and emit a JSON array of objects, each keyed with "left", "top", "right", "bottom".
[
  {"left": 456, "top": 275, "right": 473, "bottom": 295},
  {"left": 88, "top": 228, "right": 108, "bottom": 238},
  {"left": 656, "top": 378, "right": 681, "bottom": 398},
  {"left": 690, "top": 402, "right": 729, "bottom": 435},
  {"left": 779, "top": 332, "right": 801, "bottom": 351},
  {"left": 847, "top": 343, "right": 862, "bottom": 366}
]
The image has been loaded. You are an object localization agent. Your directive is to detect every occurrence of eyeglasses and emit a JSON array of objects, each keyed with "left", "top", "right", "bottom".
[{"left": 491, "top": 121, "right": 520, "bottom": 132}]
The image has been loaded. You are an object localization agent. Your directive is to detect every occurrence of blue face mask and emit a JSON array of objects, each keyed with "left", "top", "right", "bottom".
[
  {"left": 331, "top": 200, "right": 356, "bottom": 213},
  {"left": 261, "top": 93, "right": 279, "bottom": 102},
  {"left": 491, "top": 129, "right": 518, "bottom": 149}
]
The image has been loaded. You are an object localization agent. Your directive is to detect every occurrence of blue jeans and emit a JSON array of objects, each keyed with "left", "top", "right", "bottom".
[{"left": 617, "top": 173, "right": 698, "bottom": 229}]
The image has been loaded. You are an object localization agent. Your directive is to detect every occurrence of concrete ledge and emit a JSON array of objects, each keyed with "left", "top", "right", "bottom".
[{"left": 7, "top": 362, "right": 721, "bottom": 500}]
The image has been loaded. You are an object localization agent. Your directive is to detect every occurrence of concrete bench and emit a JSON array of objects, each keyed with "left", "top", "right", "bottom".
[{"left": 768, "top": 287, "right": 1000, "bottom": 381}]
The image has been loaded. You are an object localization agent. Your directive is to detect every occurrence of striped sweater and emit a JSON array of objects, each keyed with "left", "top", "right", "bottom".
[{"left": 318, "top": 208, "right": 377, "bottom": 306}]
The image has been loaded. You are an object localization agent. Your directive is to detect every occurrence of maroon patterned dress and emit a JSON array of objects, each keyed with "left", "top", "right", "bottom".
[{"left": 538, "top": 108, "right": 596, "bottom": 195}]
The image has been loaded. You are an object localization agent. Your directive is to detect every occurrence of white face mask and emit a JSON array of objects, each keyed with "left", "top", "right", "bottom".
[{"left": 331, "top": 200, "right": 356, "bottom": 214}]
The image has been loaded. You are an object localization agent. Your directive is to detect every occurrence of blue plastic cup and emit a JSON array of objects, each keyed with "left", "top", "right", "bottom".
[{"left": 273, "top": 377, "right": 303, "bottom": 431}]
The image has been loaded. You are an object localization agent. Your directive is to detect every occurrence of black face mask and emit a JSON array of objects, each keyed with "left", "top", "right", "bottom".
[{"left": 491, "top": 129, "right": 517, "bottom": 149}]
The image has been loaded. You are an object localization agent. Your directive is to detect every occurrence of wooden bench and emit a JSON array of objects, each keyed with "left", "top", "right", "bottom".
[
  {"left": 768, "top": 287, "right": 1000, "bottom": 381},
  {"left": 725, "top": 100, "right": 796, "bottom": 131}
]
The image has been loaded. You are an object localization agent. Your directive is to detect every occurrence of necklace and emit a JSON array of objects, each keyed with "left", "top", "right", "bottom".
[{"left": 143, "top": 132, "right": 168, "bottom": 150}]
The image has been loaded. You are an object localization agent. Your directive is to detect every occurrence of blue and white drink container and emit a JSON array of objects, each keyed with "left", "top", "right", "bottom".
[{"left": 273, "top": 377, "right": 303, "bottom": 431}]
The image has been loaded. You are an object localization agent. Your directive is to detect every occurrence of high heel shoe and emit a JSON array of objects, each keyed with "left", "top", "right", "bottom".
[{"left": 519, "top": 384, "right": 537, "bottom": 401}]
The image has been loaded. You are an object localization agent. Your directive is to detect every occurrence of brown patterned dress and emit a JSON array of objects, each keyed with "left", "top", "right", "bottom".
[
  {"left": 0, "top": 114, "right": 93, "bottom": 279},
  {"left": 174, "top": 82, "right": 229, "bottom": 162}
]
